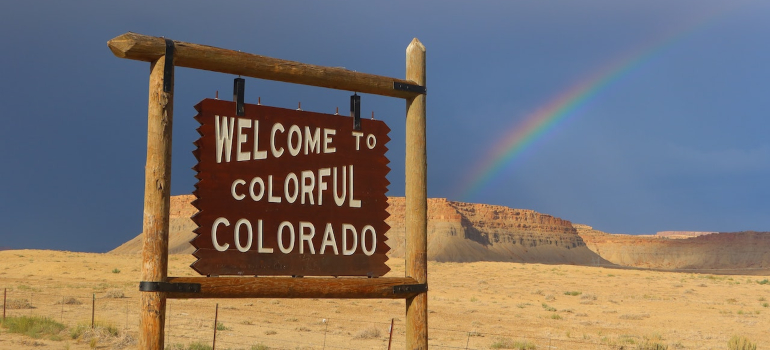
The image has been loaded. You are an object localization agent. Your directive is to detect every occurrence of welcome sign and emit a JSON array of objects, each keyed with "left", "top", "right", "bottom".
[{"left": 190, "top": 99, "right": 391, "bottom": 277}]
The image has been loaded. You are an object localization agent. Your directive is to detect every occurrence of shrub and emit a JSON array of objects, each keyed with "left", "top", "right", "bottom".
[
  {"left": 353, "top": 326, "right": 381, "bottom": 339},
  {"left": 188, "top": 342, "right": 213, "bottom": 350},
  {"left": 619, "top": 314, "right": 650, "bottom": 320},
  {"left": 490, "top": 338, "right": 536, "bottom": 349},
  {"left": 0, "top": 316, "right": 66, "bottom": 340},
  {"left": 636, "top": 340, "right": 668, "bottom": 350},
  {"left": 70, "top": 321, "right": 119, "bottom": 341},
  {"left": 5, "top": 298, "right": 33, "bottom": 309},
  {"left": 564, "top": 291, "right": 581, "bottom": 296},
  {"left": 214, "top": 321, "right": 230, "bottom": 331},
  {"left": 104, "top": 289, "right": 125, "bottom": 298},
  {"left": 251, "top": 344, "right": 269, "bottom": 350},
  {"left": 728, "top": 335, "right": 756, "bottom": 350},
  {"left": 541, "top": 303, "right": 556, "bottom": 312},
  {"left": 111, "top": 268, "right": 121, "bottom": 274},
  {"left": 55, "top": 297, "right": 82, "bottom": 305},
  {"left": 757, "top": 279, "right": 769, "bottom": 285}
]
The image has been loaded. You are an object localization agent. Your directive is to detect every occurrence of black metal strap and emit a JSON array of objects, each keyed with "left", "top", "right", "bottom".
[
  {"left": 163, "top": 39, "right": 175, "bottom": 93},
  {"left": 393, "top": 283, "right": 428, "bottom": 294},
  {"left": 393, "top": 82, "right": 426, "bottom": 94},
  {"left": 139, "top": 281, "right": 200, "bottom": 293},
  {"left": 350, "top": 93, "right": 361, "bottom": 131},
  {"left": 233, "top": 77, "right": 245, "bottom": 116}
]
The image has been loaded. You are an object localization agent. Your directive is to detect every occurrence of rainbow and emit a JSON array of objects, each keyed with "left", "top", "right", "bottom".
[{"left": 457, "top": 5, "right": 736, "bottom": 201}]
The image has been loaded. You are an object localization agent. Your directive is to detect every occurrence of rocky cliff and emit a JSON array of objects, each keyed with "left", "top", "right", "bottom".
[
  {"left": 576, "top": 224, "right": 770, "bottom": 270},
  {"left": 655, "top": 231, "right": 716, "bottom": 239},
  {"left": 112, "top": 195, "right": 769, "bottom": 272},
  {"left": 112, "top": 195, "right": 604, "bottom": 265},
  {"left": 386, "top": 198, "right": 603, "bottom": 264}
]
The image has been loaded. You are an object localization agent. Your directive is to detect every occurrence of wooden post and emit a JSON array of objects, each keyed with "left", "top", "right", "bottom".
[
  {"left": 91, "top": 293, "right": 95, "bottom": 328},
  {"left": 139, "top": 52, "right": 174, "bottom": 350},
  {"left": 3, "top": 288, "right": 6, "bottom": 320},
  {"left": 212, "top": 303, "right": 219, "bottom": 350},
  {"left": 405, "top": 38, "right": 427, "bottom": 350},
  {"left": 108, "top": 33, "right": 423, "bottom": 99}
]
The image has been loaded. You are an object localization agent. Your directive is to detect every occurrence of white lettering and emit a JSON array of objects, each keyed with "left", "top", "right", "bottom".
[
  {"left": 361, "top": 225, "right": 376, "bottom": 256},
  {"left": 352, "top": 131, "right": 364, "bottom": 150},
  {"left": 253, "top": 120, "right": 267, "bottom": 160},
  {"left": 366, "top": 134, "right": 376, "bottom": 149},
  {"left": 212, "top": 217, "right": 230, "bottom": 252},
  {"left": 301, "top": 170, "right": 315, "bottom": 205},
  {"left": 234, "top": 219, "right": 253, "bottom": 252},
  {"left": 231, "top": 179, "right": 246, "bottom": 201},
  {"left": 268, "top": 175, "right": 281, "bottom": 203},
  {"left": 319, "top": 223, "right": 338, "bottom": 255},
  {"left": 256, "top": 219, "right": 273, "bottom": 253},
  {"left": 249, "top": 177, "right": 265, "bottom": 201},
  {"left": 299, "top": 221, "right": 315, "bottom": 254},
  {"left": 236, "top": 118, "right": 252, "bottom": 161},
  {"left": 333, "top": 167, "right": 346, "bottom": 206},
  {"left": 323, "top": 128, "right": 336, "bottom": 153},
  {"left": 342, "top": 224, "right": 357, "bottom": 255},
  {"left": 277, "top": 221, "right": 295, "bottom": 254},
  {"left": 304, "top": 127, "right": 320, "bottom": 155},
  {"left": 317, "top": 168, "right": 330, "bottom": 206},
  {"left": 349, "top": 165, "right": 361, "bottom": 208},
  {"left": 287, "top": 125, "right": 302, "bottom": 156},
  {"left": 215, "top": 116, "right": 235, "bottom": 163},
  {"left": 270, "top": 123, "right": 285, "bottom": 158},
  {"left": 284, "top": 173, "right": 299, "bottom": 203}
]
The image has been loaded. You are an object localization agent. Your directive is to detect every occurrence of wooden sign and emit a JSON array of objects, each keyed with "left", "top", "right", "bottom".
[{"left": 191, "top": 99, "right": 391, "bottom": 277}]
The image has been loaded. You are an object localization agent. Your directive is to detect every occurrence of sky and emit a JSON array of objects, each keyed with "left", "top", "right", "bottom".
[{"left": 1, "top": 1, "right": 769, "bottom": 252}]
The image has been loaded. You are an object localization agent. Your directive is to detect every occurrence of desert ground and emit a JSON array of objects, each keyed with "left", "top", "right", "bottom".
[{"left": 1, "top": 249, "right": 768, "bottom": 349}]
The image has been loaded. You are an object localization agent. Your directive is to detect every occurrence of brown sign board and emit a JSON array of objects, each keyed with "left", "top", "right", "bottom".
[{"left": 190, "top": 99, "right": 391, "bottom": 277}]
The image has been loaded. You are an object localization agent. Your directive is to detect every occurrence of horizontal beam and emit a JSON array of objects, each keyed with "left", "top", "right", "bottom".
[
  {"left": 108, "top": 32, "right": 424, "bottom": 99},
  {"left": 164, "top": 276, "right": 423, "bottom": 299}
]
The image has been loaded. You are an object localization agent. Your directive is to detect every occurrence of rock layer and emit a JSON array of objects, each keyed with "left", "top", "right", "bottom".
[
  {"left": 386, "top": 198, "right": 603, "bottom": 264},
  {"left": 112, "top": 195, "right": 603, "bottom": 265},
  {"left": 576, "top": 224, "right": 770, "bottom": 270},
  {"left": 112, "top": 195, "right": 769, "bottom": 272}
]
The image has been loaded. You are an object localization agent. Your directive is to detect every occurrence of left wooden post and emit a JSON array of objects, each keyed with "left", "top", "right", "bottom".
[{"left": 140, "top": 52, "right": 174, "bottom": 350}]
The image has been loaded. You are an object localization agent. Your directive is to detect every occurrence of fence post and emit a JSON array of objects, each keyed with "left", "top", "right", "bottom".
[
  {"left": 465, "top": 332, "right": 470, "bottom": 350},
  {"left": 323, "top": 318, "right": 328, "bottom": 350},
  {"left": 387, "top": 318, "right": 394, "bottom": 350},
  {"left": 3, "top": 288, "right": 6, "bottom": 320},
  {"left": 91, "top": 293, "right": 95, "bottom": 328},
  {"left": 212, "top": 303, "right": 219, "bottom": 350}
]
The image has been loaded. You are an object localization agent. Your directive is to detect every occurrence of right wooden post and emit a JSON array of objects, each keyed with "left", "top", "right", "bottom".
[{"left": 405, "top": 38, "right": 428, "bottom": 350}]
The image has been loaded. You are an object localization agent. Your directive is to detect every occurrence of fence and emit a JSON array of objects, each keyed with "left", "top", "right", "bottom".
[{"left": 0, "top": 286, "right": 620, "bottom": 349}]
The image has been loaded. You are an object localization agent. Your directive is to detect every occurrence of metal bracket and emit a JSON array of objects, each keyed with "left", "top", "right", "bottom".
[
  {"left": 393, "top": 82, "right": 426, "bottom": 95},
  {"left": 350, "top": 93, "right": 361, "bottom": 131},
  {"left": 393, "top": 283, "right": 428, "bottom": 294},
  {"left": 233, "top": 77, "right": 245, "bottom": 116},
  {"left": 163, "top": 39, "right": 175, "bottom": 93},
  {"left": 139, "top": 281, "right": 201, "bottom": 293}
]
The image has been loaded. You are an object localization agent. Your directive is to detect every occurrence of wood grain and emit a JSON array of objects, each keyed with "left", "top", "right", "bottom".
[
  {"left": 108, "top": 32, "right": 424, "bottom": 99},
  {"left": 139, "top": 54, "right": 173, "bottom": 350},
  {"left": 165, "top": 276, "right": 421, "bottom": 299},
  {"left": 405, "top": 37, "right": 428, "bottom": 350}
]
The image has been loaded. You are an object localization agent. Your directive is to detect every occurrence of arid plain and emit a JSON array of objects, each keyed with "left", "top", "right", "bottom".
[{"left": 2, "top": 250, "right": 769, "bottom": 349}]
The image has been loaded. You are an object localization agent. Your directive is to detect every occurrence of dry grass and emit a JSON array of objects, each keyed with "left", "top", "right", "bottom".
[
  {"left": 1, "top": 250, "right": 770, "bottom": 350},
  {"left": 5, "top": 299, "right": 33, "bottom": 309},
  {"left": 353, "top": 326, "right": 381, "bottom": 339},
  {"left": 55, "top": 297, "right": 82, "bottom": 305}
]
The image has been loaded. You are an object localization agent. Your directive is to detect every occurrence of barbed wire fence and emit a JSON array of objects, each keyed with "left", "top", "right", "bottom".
[{"left": 0, "top": 285, "right": 633, "bottom": 349}]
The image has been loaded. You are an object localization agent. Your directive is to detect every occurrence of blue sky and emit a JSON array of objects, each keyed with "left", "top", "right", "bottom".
[{"left": 1, "top": 1, "right": 769, "bottom": 252}]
